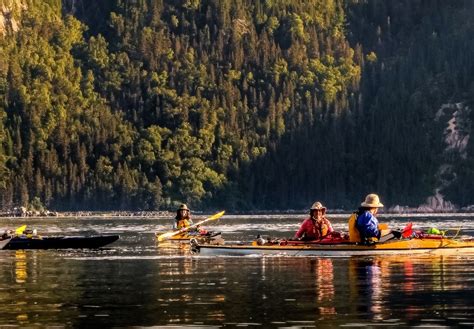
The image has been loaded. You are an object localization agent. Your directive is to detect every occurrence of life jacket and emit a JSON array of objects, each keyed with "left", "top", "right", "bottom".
[
  {"left": 349, "top": 211, "right": 382, "bottom": 244},
  {"left": 348, "top": 212, "right": 361, "bottom": 243},
  {"left": 176, "top": 219, "right": 192, "bottom": 229},
  {"left": 320, "top": 221, "right": 330, "bottom": 237}
]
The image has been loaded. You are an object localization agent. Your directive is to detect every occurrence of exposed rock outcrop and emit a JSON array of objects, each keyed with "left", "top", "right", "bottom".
[
  {"left": 0, "top": 0, "right": 25, "bottom": 36},
  {"left": 420, "top": 102, "right": 472, "bottom": 211}
]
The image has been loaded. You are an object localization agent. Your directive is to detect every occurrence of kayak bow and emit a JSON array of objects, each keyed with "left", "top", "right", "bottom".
[{"left": 0, "top": 237, "right": 12, "bottom": 250}]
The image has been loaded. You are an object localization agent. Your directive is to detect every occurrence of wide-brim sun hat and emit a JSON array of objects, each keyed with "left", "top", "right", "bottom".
[
  {"left": 361, "top": 194, "right": 384, "bottom": 208},
  {"left": 178, "top": 204, "right": 190, "bottom": 211},
  {"left": 310, "top": 201, "right": 326, "bottom": 211}
]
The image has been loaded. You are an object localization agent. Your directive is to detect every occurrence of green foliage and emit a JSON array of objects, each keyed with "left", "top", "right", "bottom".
[
  {"left": 366, "top": 51, "right": 377, "bottom": 63},
  {"left": 1, "top": 0, "right": 473, "bottom": 211},
  {"left": 29, "top": 196, "right": 45, "bottom": 212}
]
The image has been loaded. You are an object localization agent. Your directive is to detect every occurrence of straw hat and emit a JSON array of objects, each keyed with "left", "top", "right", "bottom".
[
  {"left": 361, "top": 194, "right": 384, "bottom": 208},
  {"left": 178, "top": 204, "right": 190, "bottom": 211},
  {"left": 310, "top": 201, "right": 326, "bottom": 211}
]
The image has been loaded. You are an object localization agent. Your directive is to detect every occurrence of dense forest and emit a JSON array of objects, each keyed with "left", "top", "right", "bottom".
[{"left": 0, "top": 0, "right": 473, "bottom": 211}]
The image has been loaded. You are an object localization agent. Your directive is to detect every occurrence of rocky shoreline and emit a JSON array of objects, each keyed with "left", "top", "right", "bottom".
[
  {"left": 0, "top": 208, "right": 174, "bottom": 218},
  {"left": 1, "top": 203, "right": 473, "bottom": 218}
]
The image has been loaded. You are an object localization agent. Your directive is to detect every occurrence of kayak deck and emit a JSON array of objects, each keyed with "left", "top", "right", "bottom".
[
  {"left": 156, "top": 231, "right": 224, "bottom": 248},
  {"left": 195, "top": 237, "right": 474, "bottom": 256}
]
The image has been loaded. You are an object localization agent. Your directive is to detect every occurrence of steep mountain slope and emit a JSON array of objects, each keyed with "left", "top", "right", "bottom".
[{"left": 1, "top": 0, "right": 473, "bottom": 210}]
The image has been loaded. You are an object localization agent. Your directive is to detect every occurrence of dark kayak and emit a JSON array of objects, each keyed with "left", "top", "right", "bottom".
[
  {"left": 3, "top": 235, "right": 119, "bottom": 250},
  {"left": 0, "top": 237, "right": 12, "bottom": 250}
]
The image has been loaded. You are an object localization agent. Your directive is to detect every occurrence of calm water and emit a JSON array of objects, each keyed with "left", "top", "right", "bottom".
[{"left": 0, "top": 214, "right": 474, "bottom": 327}]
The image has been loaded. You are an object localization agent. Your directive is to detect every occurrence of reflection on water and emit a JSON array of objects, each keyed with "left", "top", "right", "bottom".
[
  {"left": 15, "top": 250, "right": 27, "bottom": 283},
  {"left": 343, "top": 255, "right": 474, "bottom": 327},
  {"left": 14, "top": 251, "right": 28, "bottom": 324},
  {"left": 0, "top": 216, "right": 473, "bottom": 327},
  {"left": 314, "top": 258, "right": 336, "bottom": 316}
]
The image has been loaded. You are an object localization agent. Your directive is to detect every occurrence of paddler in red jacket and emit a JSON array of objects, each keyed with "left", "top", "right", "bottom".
[{"left": 294, "top": 201, "right": 334, "bottom": 241}]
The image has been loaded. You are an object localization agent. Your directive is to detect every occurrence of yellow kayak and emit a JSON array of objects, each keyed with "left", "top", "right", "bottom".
[
  {"left": 156, "top": 231, "right": 224, "bottom": 249},
  {"left": 193, "top": 236, "right": 474, "bottom": 256}
]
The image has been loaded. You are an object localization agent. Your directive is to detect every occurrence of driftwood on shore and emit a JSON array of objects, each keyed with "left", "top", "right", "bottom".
[
  {"left": 0, "top": 208, "right": 173, "bottom": 218},
  {"left": 0, "top": 207, "right": 58, "bottom": 218}
]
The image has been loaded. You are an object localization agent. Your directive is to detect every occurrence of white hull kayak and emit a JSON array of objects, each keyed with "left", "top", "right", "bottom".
[{"left": 195, "top": 238, "right": 474, "bottom": 256}]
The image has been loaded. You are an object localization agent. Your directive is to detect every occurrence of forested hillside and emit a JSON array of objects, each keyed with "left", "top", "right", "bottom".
[{"left": 0, "top": 0, "right": 473, "bottom": 211}]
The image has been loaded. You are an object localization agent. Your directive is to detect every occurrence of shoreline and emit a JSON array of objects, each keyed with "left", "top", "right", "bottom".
[{"left": 1, "top": 210, "right": 474, "bottom": 219}]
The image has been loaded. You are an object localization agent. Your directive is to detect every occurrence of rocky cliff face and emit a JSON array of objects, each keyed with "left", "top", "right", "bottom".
[
  {"left": 423, "top": 103, "right": 472, "bottom": 211},
  {"left": 390, "top": 102, "right": 472, "bottom": 212},
  {"left": 0, "top": 0, "right": 25, "bottom": 36},
  {"left": 62, "top": 0, "right": 78, "bottom": 15}
]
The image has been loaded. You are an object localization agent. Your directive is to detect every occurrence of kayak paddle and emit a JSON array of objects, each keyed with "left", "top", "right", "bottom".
[
  {"left": 156, "top": 210, "right": 225, "bottom": 242},
  {"left": 15, "top": 225, "right": 27, "bottom": 235}
]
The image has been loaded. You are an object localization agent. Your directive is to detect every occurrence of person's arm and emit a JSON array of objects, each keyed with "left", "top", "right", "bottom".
[
  {"left": 294, "top": 220, "right": 308, "bottom": 239},
  {"left": 366, "top": 215, "right": 380, "bottom": 238}
]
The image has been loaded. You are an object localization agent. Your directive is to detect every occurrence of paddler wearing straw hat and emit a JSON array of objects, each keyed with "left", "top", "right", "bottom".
[
  {"left": 172, "top": 204, "right": 206, "bottom": 234},
  {"left": 294, "top": 201, "right": 334, "bottom": 241},
  {"left": 173, "top": 204, "right": 194, "bottom": 230},
  {"left": 355, "top": 194, "right": 385, "bottom": 243}
]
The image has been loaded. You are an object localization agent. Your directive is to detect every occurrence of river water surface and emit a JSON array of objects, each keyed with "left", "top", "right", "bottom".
[{"left": 0, "top": 214, "right": 473, "bottom": 327}]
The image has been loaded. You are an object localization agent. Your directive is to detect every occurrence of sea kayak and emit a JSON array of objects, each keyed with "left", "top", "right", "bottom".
[
  {"left": 156, "top": 231, "right": 224, "bottom": 248},
  {"left": 193, "top": 236, "right": 474, "bottom": 256},
  {"left": 3, "top": 235, "right": 119, "bottom": 250}
]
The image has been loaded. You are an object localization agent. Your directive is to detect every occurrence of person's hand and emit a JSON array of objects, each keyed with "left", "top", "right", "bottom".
[{"left": 392, "top": 230, "right": 402, "bottom": 239}]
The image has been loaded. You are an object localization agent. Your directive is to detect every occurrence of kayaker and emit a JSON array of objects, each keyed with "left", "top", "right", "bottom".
[
  {"left": 173, "top": 204, "right": 193, "bottom": 230},
  {"left": 354, "top": 193, "right": 400, "bottom": 243},
  {"left": 349, "top": 194, "right": 402, "bottom": 244},
  {"left": 173, "top": 204, "right": 206, "bottom": 234},
  {"left": 294, "top": 201, "right": 334, "bottom": 241},
  {"left": 354, "top": 194, "right": 383, "bottom": 243}
]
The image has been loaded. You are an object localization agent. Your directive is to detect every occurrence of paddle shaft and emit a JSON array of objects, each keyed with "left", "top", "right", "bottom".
[{"left": 157, "top": 211, "right": 225, "bottom": 242}]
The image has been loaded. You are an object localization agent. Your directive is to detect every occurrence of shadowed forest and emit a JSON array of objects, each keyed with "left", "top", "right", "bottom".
[{"left": 0, "top": 0, "right": 473, "bottom": 211}]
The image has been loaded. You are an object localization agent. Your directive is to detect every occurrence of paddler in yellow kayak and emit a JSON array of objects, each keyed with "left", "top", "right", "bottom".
[
  {"left": 350, "top": 193, "right": 401, "bottom": 244},
  {"left": 173, "top": 204, "right": 207, "bottom": 235}
]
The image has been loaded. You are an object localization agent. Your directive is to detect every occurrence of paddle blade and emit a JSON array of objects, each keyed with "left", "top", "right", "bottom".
[
  {"left": 15, "top": 225, "right": 27, "bottom": 235},
  {"left": 207, "top": 211, "right": 225, "bottom": 221},
  {"left": 402, "top": 222, "right": 413, "bottom": 238}
]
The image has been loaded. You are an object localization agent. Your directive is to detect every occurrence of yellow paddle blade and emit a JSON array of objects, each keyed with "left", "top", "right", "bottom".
[
  {"left": 208, "top": 211, "right": 226, "bottom": 221},
  {"left": 378, "top": 223, "right": 389, "bottom": 230},
  {"left": 15, "top": 225, "right": 27, "bottom": 235}
]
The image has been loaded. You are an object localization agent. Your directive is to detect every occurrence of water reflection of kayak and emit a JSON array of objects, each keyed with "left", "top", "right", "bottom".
[
  {"left": 3, "top": 235, "right": 119, "bottom": 250},
  {"left": 193, "top": 236, "right": 474, "bottom": 256},
  {"left": 155, "top": 231, "right": 224, "bottom": 248}
]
